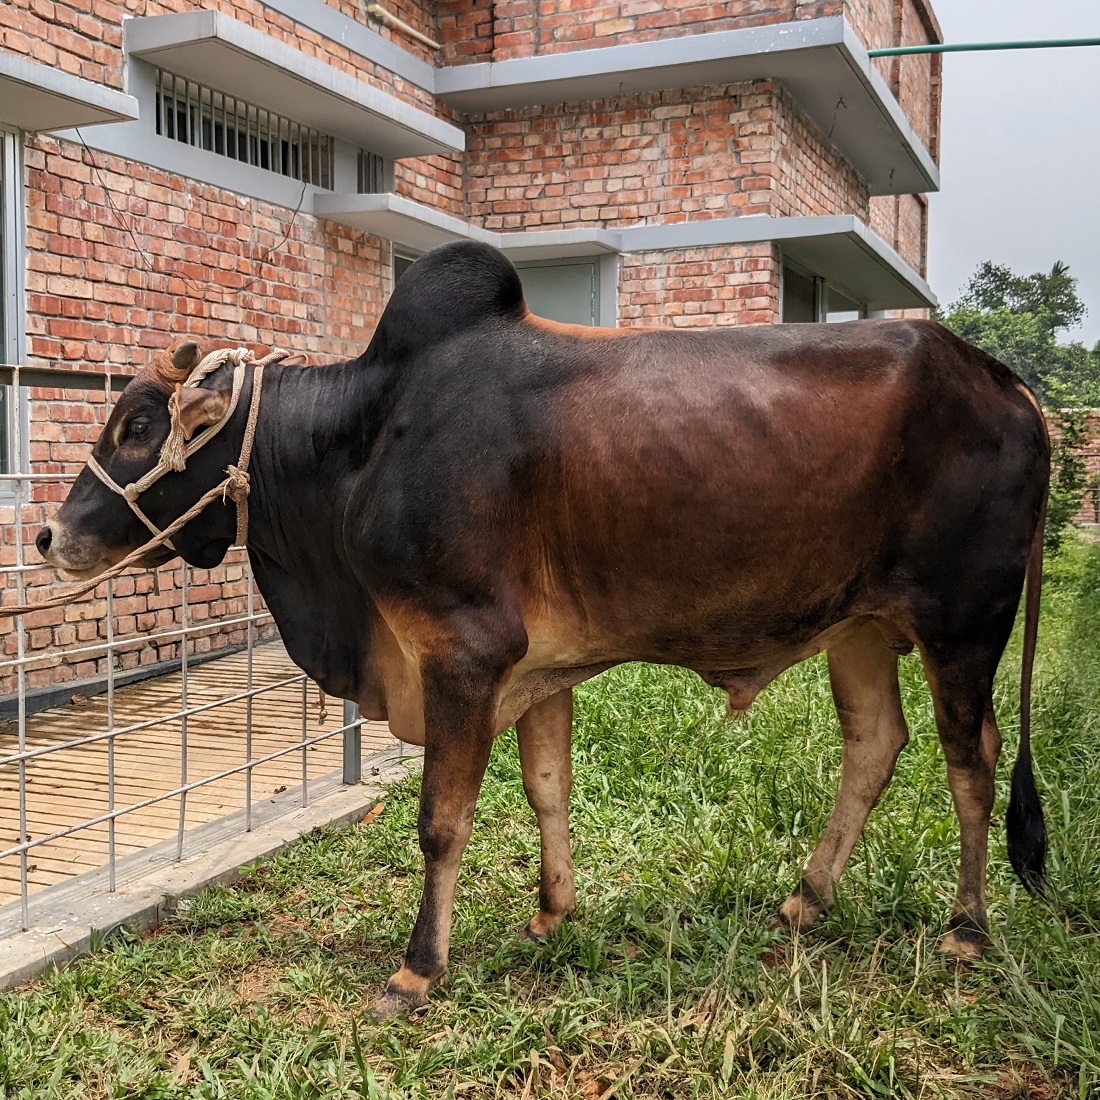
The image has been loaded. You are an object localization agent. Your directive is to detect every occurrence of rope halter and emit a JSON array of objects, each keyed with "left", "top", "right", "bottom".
[{"left": 85, "top": 346, "right": 290, "bottom": 550}]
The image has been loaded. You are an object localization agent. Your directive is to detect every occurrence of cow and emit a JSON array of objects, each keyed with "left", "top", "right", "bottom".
[{"left": 36, "top": 240, "right": 1050, "bottom": 1020}]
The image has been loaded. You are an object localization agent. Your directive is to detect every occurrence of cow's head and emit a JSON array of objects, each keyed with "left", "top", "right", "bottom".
[{"left": 38, "top": 339, "right": 241, "bottom": 578}]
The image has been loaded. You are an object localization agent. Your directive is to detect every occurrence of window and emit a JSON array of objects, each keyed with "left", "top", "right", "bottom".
[
  {"left": 393, "top": 250, "right": 418, "bottom": 288},
  {"left": 781, "top": 264, "right": 865, "bottom": 324},
  {"left": 357, "top": 150, "right": 385, "bottom": 195},
  {"left": 781, "top": 265, "right": 819, "bottom": 323},
  {"left": 155, "top": 69, "right": 336, "bottom": 189},
  {"left": 514, "top": 258, "right": 600, "bottom": 326}
]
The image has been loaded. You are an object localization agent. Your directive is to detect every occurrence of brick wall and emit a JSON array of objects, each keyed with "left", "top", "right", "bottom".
[
  {"left": 24, "top": 137, "right": 390, "bottom": 368},
  {"left": 771, "top": 86, "right": 868, "bottom": 218},
  {"left": 466, "top": 81, "right": 869, "bottom": 232},
  {"left": 438, "top": 0, "right": 844, "bottom": 64},
  {"left": 858, "top": 0, "right": 941, "bottom": 158},
  {"left": 867, "top": 193, "right": 927, "bottom": 278},
  {"left": 1044, "top": 411, "right": 1100, "bottom": 528},
  {"left": 320, "top": 0, "right": 441, "bottom": 64},
  {"left": 394, "top": 155, "right": 466, "bottom": 218},
  {"left": 618, "top": 243, "right": 781, "bottom": 327},
  {"left": 2, "top": 381, "right": 272, "bottom": 695},
  {"left": 1, "top": 527, "right": 269, "bottom": 695}
]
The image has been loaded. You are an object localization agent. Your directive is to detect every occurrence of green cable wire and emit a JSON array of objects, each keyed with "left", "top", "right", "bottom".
[{"left": 869, "top": 37, "right": 1100, "bottom": 57}]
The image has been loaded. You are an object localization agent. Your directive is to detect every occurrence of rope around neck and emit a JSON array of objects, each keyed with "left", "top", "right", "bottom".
[{"left": 1, "top": 348, "right": 286, "bottom": 619}]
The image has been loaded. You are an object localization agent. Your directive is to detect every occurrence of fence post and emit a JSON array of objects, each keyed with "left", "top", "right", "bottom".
[{"left": 342, "top": 699, "right": 362, "bottom": 785}]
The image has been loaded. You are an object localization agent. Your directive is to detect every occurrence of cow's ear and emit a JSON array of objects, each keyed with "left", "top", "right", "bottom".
[{"left": 169, "top": 381, "right": 233, "bottom": 441}]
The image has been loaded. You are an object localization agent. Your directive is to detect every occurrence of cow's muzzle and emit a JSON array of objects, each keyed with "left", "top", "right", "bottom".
[{"left": 35, "top": 516, "right": 158, "bottom": 578}]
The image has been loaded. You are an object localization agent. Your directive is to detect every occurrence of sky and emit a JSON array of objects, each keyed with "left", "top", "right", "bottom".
[{"left": 927, "top": 0, "right": 1100, "bottom": 347}]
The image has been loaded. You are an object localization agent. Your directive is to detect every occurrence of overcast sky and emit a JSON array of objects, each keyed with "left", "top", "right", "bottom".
[{"left": 927, "top": 0, "right": 1100, "bottom": 346}]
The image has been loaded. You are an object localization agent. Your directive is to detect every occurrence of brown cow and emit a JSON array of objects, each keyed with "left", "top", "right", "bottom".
[{"left": 37, "top": 241, "right": 1049, "bottom": 1019}]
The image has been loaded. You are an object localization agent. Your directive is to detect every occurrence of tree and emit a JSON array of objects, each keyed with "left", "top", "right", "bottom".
[
  {"left": 937, "top": 261, "right": 1100, "bottom": 408},
  {"left": 954, "top": 260, "right": 1085, "bottom": 334}
]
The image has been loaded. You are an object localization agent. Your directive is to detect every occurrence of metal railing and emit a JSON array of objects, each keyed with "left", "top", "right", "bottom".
[{"left": 0, "top": 365, "right": 380, "bottom": 929}]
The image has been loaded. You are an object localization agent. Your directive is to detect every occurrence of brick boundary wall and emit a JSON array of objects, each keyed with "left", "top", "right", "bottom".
[{"left": 1046, "top": 411, "right": 1100, "bottom": 528}]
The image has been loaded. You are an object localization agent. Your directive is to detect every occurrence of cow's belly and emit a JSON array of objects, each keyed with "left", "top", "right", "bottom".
[
  {"left": 496, "top": 612, "right": 869, "bottom": 731},
  {"left": 362, "top": 602, "right": 881, "bottom": 743}
]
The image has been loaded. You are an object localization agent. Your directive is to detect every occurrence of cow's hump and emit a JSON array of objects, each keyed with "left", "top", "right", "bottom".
[{"left": 365, "top": 242, "right": 525, "bottom": 363}]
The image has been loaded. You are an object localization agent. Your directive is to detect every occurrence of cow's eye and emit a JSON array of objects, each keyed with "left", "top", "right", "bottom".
[{"left": 126, "top": 418, "right": 150, "bottom": 442}]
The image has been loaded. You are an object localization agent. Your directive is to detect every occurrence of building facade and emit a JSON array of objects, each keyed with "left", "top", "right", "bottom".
[{"left": 0, "top": 0, "right": 940, "bottom": 693}]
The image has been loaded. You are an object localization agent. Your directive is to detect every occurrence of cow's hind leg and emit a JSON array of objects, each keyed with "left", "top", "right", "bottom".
[
  {"left": 778, "top": 621, "right": 909, "bottom": 931},
  {"left": 923, "top": 652, "right": 1002, "bottom": 961},
  {"left": 516, "top": 689, "right": 576, "bottom": 938}
]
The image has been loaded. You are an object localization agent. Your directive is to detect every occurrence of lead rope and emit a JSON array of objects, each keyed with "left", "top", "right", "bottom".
[
  {"left": 1, "top": 351, "right": 282, "bottom": 619},
  {"left": 224, "top": 361, "right": 265, "bottom": 547}
]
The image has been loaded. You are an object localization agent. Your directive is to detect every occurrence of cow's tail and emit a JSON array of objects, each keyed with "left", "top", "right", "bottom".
[{"left": 1006, "top": 488, "right": 1048, "bottom": 896}]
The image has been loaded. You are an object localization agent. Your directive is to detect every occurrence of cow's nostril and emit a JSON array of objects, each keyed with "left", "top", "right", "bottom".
[{"left": 35, "top": 526, "right": 53, "bottom": 558}]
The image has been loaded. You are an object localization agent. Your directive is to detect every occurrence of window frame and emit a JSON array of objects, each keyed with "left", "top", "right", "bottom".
[
  {"left": 392, "top": 247, "right": 420, "bottom": 290},
  {"left": 0, "top": 124, "right": 27, "bottom": 498},
  {"left": 60, "top": 59, "right": 391, "bottom": 212}
]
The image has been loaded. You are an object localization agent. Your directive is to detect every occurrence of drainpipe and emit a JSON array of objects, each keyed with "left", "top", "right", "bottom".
[
  {"left": 869, "top": 37, "right": 1100, "bottom": 57},
  {"left": 362, "top": 3, "right": 442, "bottom": 51}
]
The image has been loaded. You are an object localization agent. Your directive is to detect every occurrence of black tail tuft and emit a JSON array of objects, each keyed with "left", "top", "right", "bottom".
[{"left": 1006, "top": 745, "right": 1047, "bottom": 896}]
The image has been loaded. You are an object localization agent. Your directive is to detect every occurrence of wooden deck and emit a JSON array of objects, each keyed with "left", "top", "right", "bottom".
[{"left": 0, "top": 642, "right": 398, "bottom": 907}]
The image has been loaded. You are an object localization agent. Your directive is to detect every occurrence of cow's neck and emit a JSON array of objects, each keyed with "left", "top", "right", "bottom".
[{"left": 246, "top": 358, "right": 382, "bottom": 541}]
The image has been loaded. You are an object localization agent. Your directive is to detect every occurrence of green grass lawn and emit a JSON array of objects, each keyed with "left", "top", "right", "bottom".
[{"left": 4, "top": 542, "right": 1100, "bottom": 1099}]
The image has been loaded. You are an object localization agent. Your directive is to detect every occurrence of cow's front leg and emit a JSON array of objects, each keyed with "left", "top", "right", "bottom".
[
  {"left": 369, "top": 653, "right": 499, "bottom": 1022},
  {"left": 516, "top": 689, "right": 576, "bottom": 938}
]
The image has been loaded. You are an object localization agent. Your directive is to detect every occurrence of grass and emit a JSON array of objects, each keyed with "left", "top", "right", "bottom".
[{"left": 4, "top": 543, "right": 1100, "bottom": 1098}]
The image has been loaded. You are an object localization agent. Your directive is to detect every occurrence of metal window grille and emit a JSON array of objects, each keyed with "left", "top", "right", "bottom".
[
  {"left": 154, "top": 69, "right": 335, "bottom": 190},
  {"left": 357, "top": 149, "right": 385, "bottom": 194},
  {"left": 0, "top": 366, "right": 400, "bottom": 931}
]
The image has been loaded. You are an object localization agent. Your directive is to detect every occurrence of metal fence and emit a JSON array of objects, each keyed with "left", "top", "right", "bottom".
[{"left": 0, "top": 364, "right": 386, "bottom": 930}]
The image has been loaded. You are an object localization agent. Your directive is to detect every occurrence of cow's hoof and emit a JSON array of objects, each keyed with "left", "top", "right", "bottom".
[
  {"left": 938, "top": 918, "right": 988, "bottom": 964},
  {"left": 367, "top": 973, "right": 430, "bottom": 1022},
  {"left": 367, "top": 987, "right": 427, "bottom": 1022},
  {"left": 775, "top": 882, "right": 829, "bottom": 933},
  {"left": 524, "top": 909, "right": 572, "bottom": 941},
  {"left": 368, "top": 990, "right": 417, "bottom": 1022}
]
